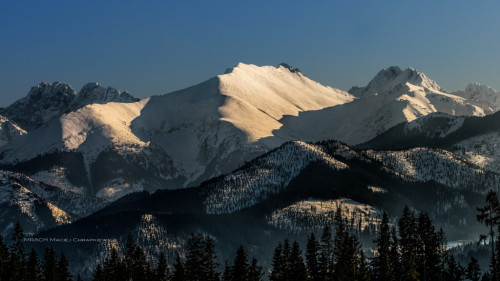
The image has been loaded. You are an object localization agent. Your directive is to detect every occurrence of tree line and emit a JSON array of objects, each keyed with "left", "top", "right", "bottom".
[
  {"left": 5, "top": 191, "right": 500, "bottom": 281},
  {"left": 91, "top": 205, "right": 486, "bottom": 281},
  {"left": 0, "top": 223, "right": 75, "bottom": 281}
]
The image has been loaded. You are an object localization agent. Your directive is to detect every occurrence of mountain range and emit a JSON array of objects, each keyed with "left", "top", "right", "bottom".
[{"left": 0, "top": 62, "right": 499, "bottom": 277}]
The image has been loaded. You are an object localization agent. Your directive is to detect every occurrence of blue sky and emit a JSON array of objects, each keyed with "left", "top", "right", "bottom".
[{"left": 1, "top": 0, "right": 499, "bottom": 106}]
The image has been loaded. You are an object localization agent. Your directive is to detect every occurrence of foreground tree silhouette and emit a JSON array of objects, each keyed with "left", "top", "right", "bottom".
[{"left": 477, "top": 190, "right": 500, "bottom": 280}]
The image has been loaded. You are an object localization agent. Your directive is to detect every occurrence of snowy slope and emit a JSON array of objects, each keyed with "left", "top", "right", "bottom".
[
  {"left": 203, "top": 141, "right": 348, "bottom": 214},
  {"left": 365, "top": 148, "right": 500, "bottom": 194},
  {"left": 0, "top": 170, "right": 106, "bottom": 236},
  {"left": 268, "top": 198, "right": 382, "bottom": 232},
  {"left": 0, "top": 115, "right": 26, "bottom": 147},
  {"left": 274, "top": 66, "right": 485, "bottom": 145}
]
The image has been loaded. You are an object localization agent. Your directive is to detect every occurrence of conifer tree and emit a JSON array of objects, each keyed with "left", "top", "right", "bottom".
[
  {"left": 417, "top": 212, "right": 443, "bottom": 281},
  {"left": 467, "top": 257, "right": 481, "bottom": 281},
  {"left": 232, "top": 245, "right": 249, "bottom": 281},
  {"left": 248, "top": 257, "right": 263, "bottom": 281},
  {"left": 185, "top": 233, "right": 205, "bottom": 281},
  {"left": 398, "top": 207, "right": 419, "bottom": 281},
  {"left": 305, "top": 233, "right": 321, "bottom": 281},
  {"left": 319, "top": 226, "right": 333, "bottom": 279},
  {"left": 288, "top": 241, "right": 307, "bottom": 281},
  {"left": 26, "top": 248, "right": 42, "bottom": 281},
  {"left": 373, "top": 212, "right": 392, "bottom": 281},
  {"left": 222, "top": 261, "right": 232, "bottom": 281},
  {"left": 43, "top": 247, "right": 58, "bottom": 281},
  {"left": 9, "top": 222, "right": 26, "bottom": 281},
  {"left": 155, "top": 252, "right": 169, "bottom": 281},
  {"left": 358, "top": 249, "right": 371, "bottom": 281},
  {"left": 477, "top": 190, "right": 500, "bottom": 280},
  {"left": 92, "top": 264, "right": 105, "bottom": 281},
  {"left": 103, "top": 248, "right": 126, "bottom": 281},
  {"left": 77, "top": 274, "right": 84, "bottom": 281},
  {"left": 443, "top": 255, "right": 464, "bottom": 281},
  {"left": 202, "top": 236, "right": 220, "bottom": 281},
  {"left": 333, "top": 206, "right": 360, "bottom": 281},
  {"left": 389, "top": 227, "right": 402, "bottom": 281},
  {"left": 0, "top": 234, "right": 10, "bottom": 281},
  {"left": 270, "top": 242, "right": 285, "bottom": 281},
  {"left": 56, "top": 252, "right": 72, "bottom": 281},
  {"left": 172, "top": 254, "right": 186, "bottom": 281}
]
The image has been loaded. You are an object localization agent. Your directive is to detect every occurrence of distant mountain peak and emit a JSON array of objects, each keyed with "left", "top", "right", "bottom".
[
  {"left": 278, "top": 62, "right": 301, "bottom": 73},
  {"left": 349, "top": 66, "right": 442, "bottom": 97},
  {"left": 463, "top": 82, "right": 498, "bottom": 100}
]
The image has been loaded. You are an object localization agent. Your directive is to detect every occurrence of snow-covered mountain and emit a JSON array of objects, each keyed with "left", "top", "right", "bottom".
[
  {"left": 0, "top": 63, "right": 355, "bottom": 200},
  {"left": 0, "top": 115, "right": 26, "bottom": 146},
  {"left": 0, "top": 82, "right": 139, "bottom": 132},
  {"left": 273, "top": 66, "right": 487, "bottom": 145},
  {"left": 453, "top": 83, "right": 500, "bottom": 113}
]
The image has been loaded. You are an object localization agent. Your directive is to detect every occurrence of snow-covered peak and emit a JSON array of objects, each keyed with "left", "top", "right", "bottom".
[
  {"left": 349, "top": 66, "right": 443, "bottom": 97},
  {"left": 216, "top": 62, "right": 355, "bottom": 143},
  {"left": 452, "top": 83, "right": 500, "bottom": 113},
  {"left": 69, "top": 82, "right": 139, "bottom": 110},
  {"left": 0, "top": 82, "right": 77, "bottom": 131},
  {"left": 26, "top": 82, "right": 77, "bottom": 102},
  {"left": 278, "top": 62, "right": 301, "bottom": 73},
  {"left": 398, "top": 67, "right": 443, "bottom": 92},
  {"left": 463, "top": 83, "right": 498, "bottom": 102}
]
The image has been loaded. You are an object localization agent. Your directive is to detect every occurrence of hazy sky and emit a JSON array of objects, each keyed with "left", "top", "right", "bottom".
[{"left": 1, "top": 0, "right": 500, "bottom": 107}]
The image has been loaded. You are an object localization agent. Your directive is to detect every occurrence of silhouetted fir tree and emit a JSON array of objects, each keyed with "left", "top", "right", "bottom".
[
  {"left": 155, "top": 252, "right": 169, "bottom": 281},
  {"left": 222, "top": 261, "right": 232, "bottom": 281},
  {"left": 76, "top": 274, "right": 83, "bottom": 281},
  {"left": 232, "top": 245, "right": 249, "bottom": 281},
  {"left": 443, "top": 255, "right": 464, "bottom": 281},
  {"left": 124, "top": 233, "right": 136, "bottom": 278},
  {"left": 185, "top": 233, "right": 205, "bottom": 281},
  {"left": 56, "top": 252, "right": 72, "bottom": 281},
  {"left": 373, "top": 212, "right": 392, "bottom": 281},
  {"left": 26, "top": 248, "right": 42, "bottom": 281},
  {"left": 248, "top": 257, "right": 263, "bottom": 281},
  {"left": 467, "top": 257, "right": 481, "bottom": 281},
  {"left": 92, "top": 264, "right": 105, "bottom": 281},
  {"left": 416, "top": 212, "right": 443, "bottom": 281},
  {"left": 398, "top": 207, "right": 419, "bottom": 281},
  {"left": 288, "top": 241, "right": 307, "bottom": 281},
  {"left": 319, "top": 226, "right": 333, "bottom": 280},
  {"left": 333, "top": 206, "right": 360, "bottom": 281},
  {"left": 103, "top": 248, "right": 126, "bottom": 281},
  {"left": 43, "top": 247, "right": 58, "bottom": 281},
  {"left": 282, "top": 239, "right": 291, "bottom": 278},
  {"left": 477, "top": 190, "right": 500, "bottom": 280},
  {"left": 202, "top": 236, "right": 220, "bottom": 281},
  {"left": 270, "top": 242, "right": 285, "bottom": 281},
  {"left": 389, "top": 227, "right": 402, "bottom": 281},
  {"left": 131, "top": 245, "right": 151, "bottom": 281},
  {"left": 357, "top": 250, "right": 371, "bottom": 281},
  {"left": 9, "top": 222, "right": 26, "bottom": 281},
  {"left": 171, "top": 254, "right": 186, "bottom": 281},
  {"left": 305, "top": 233, "right": 321, "bottom": 281},
  {"left": 0, "top": 234, "right": 10, "bottom": 281}
]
